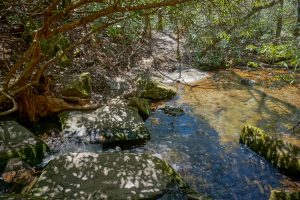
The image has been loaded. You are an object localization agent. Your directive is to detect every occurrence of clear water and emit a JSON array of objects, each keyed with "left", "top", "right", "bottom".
[
  {"left": 132, "top": 69, "right": 300, "bottom": 199},
  {"left": 132, "top": 107, "right": 285, "bottom": 199}
]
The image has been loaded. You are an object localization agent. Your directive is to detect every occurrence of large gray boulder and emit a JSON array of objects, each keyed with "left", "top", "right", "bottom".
[
  {"left": 240, "top": 125, "right": 300, "bottom": 177},
  {"left": 30, "top": 152, "right": 189, "bottom": 200},
  {"left": 0, "top": 121, "right": 48, "bottom": 172},
  {"left": 59, "top": 105, "right": 150, "bottom": 144}
]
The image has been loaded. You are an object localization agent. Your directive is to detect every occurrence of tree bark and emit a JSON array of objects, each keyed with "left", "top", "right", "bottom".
[
  {"left": 275, "top": 0, "right": 284, "bottom": 38},
  {"left": 295, "top": 0, "right": 300, "bottom": 37},
  {"left": 157, "top": 9, "right": 163, "bottom": 31},
  {"left": 144, "top": 14, "right": 152, "bottom": 38}
]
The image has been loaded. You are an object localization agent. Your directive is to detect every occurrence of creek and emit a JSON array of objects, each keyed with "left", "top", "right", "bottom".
[
  {"left": 133, "top": 68, "right": 300, "bottom": 199},
  {"left": 2, "top": 67, "right": 299, "bottom": 199}
]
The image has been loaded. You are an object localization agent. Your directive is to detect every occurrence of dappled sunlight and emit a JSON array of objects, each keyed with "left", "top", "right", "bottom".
[
  {"left": 177, "top": 69, "right": 300, "bottom": 146},
  {"left": 241, "top": 125, "right": 300, "bottom": 178},
  {"left": 59, "top": 105, "right": 150, "bottom": 144},
  {"left": 0, "top": 121, "right": 48, "bottom": 171},
  {"left": 31, "top": 152, "right": 184, "bottom": 199},
  {"left": 134, "top": 98, "right": 292, "bottom": 199}
]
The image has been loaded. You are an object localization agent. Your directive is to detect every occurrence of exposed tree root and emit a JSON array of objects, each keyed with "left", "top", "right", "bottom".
[
  {"left": 17, "top": 90, "right": 102, "bottom": 122},
  {"left": 0, "top": 90, "right": 18, "bottom": 117}
]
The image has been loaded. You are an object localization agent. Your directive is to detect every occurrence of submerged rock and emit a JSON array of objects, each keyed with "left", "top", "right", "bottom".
[
  {"left": 240, "top": 78, "right": 255, "bottom": 86},
  {"left": 139, "top": 78, "right": 177, "bottom": 101},
  {"left": 0, "top": 121, "right": 48, "bottom": 172},
  {"left": 269, "top": 189, "right": 300, "bottom": 200},
  {"left": 59, "top": 105, "right": 150, "bottom": 145},
  {"left": 240, "top": 125, "right": 300, "bottom": 177},
  {"left": 161, "top": 106, "right": 184, "bottom": 116},
  {"left": 163, "top": 68, "right": 208, "bottom": 84},
  {"left": 61, "top": 72, "right": 92, "bottom": 99},
  {"left": 128, "top": 97, "right": 151, "bottom": 118},
  {"left": 30, "top": 152, "right": 189, "bottom": 199}
]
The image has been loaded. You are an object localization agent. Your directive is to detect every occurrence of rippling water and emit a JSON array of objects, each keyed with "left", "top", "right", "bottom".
[{"left": 133, "top": 69, "right": 300, "bottom": 199}]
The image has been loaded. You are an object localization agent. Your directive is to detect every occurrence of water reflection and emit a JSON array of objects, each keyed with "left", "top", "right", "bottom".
[
  {"left": 134, "top": 107, "right": 285, "bottom": 199},
  {"left": 134, "top": 69, "right": 300, "bottom": 199}
]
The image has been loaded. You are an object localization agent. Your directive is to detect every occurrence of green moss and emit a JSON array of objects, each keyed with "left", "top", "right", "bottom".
[
  {"left": 61, "top": 72, "right": 92, "bottom": 98},
  {"left": 40, "top": 34, "right": 70, "bottom": 57},
  {"left": 240, "top": 125, "right": 300, "bottom": 177},
  {"left": 139, "top": 79, "right": 177, "bottom": 101},
  {"left": 269, "top": 190, "right": 300, "bottom": 200},
  {"left": 128, "top": 97, "right": 151, "bottom": 117},
  {"left": 0, "top": 121, "right": 49, "bottom": 172}
]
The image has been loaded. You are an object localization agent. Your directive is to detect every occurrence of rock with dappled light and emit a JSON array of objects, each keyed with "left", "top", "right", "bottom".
[
  {"left": 0, "top": 121, "right": 48, "bottom": 172},
  {"left": 30, "top": 152, "right": 189, "bottom": 199},
  {"left": 0, "top": 194, "right": 44, "bottom": 200},
  {"left": 59, "top": 105, "right": 150, "bottom": 144},
  {"left": 240, "top": 125, "right": 300, "bottom": 177}
]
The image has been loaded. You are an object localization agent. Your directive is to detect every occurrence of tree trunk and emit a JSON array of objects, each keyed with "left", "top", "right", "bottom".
[
  {"left": 295, "top": 0, "right": 300, "bottom": 37},
  {"left": 143, "top": 14, "right": 152, "bottom": 38},
  {"left": 157, "top": 9, "right": 163, "bottom": 31},
  {"left": 275, "top": 0, "right": 284, "bottom": 38}
]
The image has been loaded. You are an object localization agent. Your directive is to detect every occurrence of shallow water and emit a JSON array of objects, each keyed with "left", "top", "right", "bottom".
[
  {"left": 133, "top": 69, "right": 300, "bottom": 199},
  {"left": 3, "top": 69, "right": 299, "bottom": 199}
]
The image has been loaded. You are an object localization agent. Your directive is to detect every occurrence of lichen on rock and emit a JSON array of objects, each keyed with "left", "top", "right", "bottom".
[
  {"left": 30, "top": 152, "right": 191, "bottom": 200},
  {"left": 59, "top": 105, "right": 150, "bottom": 145},
  {"left": 138, "top": 78, "right": 177, "bottom": 101},
  {"left": 61, "top": 72, "right": 92, "bottom": 99}
]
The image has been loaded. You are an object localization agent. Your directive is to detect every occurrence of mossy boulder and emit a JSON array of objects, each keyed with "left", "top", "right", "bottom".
[
  {"left": 139, "top": 79, "right": 177, "bottom": 101},
  {"left": 240, "top": 125, "right": 300, "bottom": 177},
  {"left": 30, "top": 152, "right": 190, "bottom": 200},
  {"left": 61, "top": 72, "right": 92, "bottom": 99},
  {"left": 269, "top": 189, "right": 300, "bottom": 200},
  {"left": 0, "top": 194, "right": 44, "bottom": 200},
  {"left": 161, "top": 106, "right": 184, "bottom": 116},
  {"left": 59, "top": 105, "right": 150, "bottom": 144},
  {"left": 0, "top": 121, "right": 48, "bottom": 172},
  {"left": 128, "top": 97, "right": 151, "bottom": 118},
  {"left": 57, "top": 50, "right": 71, "bottom": 67}
]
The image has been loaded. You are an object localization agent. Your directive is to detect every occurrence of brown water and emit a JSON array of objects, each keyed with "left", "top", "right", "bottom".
[
  {"left": 135, "top": 68, "right": 300, "bottom": 200},
  {"left": 179, "top": 69, "right": 300, "bottom": 145}
]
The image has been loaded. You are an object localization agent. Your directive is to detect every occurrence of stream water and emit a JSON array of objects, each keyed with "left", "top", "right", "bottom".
[
  {"left": 132, "top": 68, "right": 300, "bottom": 199},
  {"left": 2, "top": 68, "right": 299, "bottom": 199}
]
